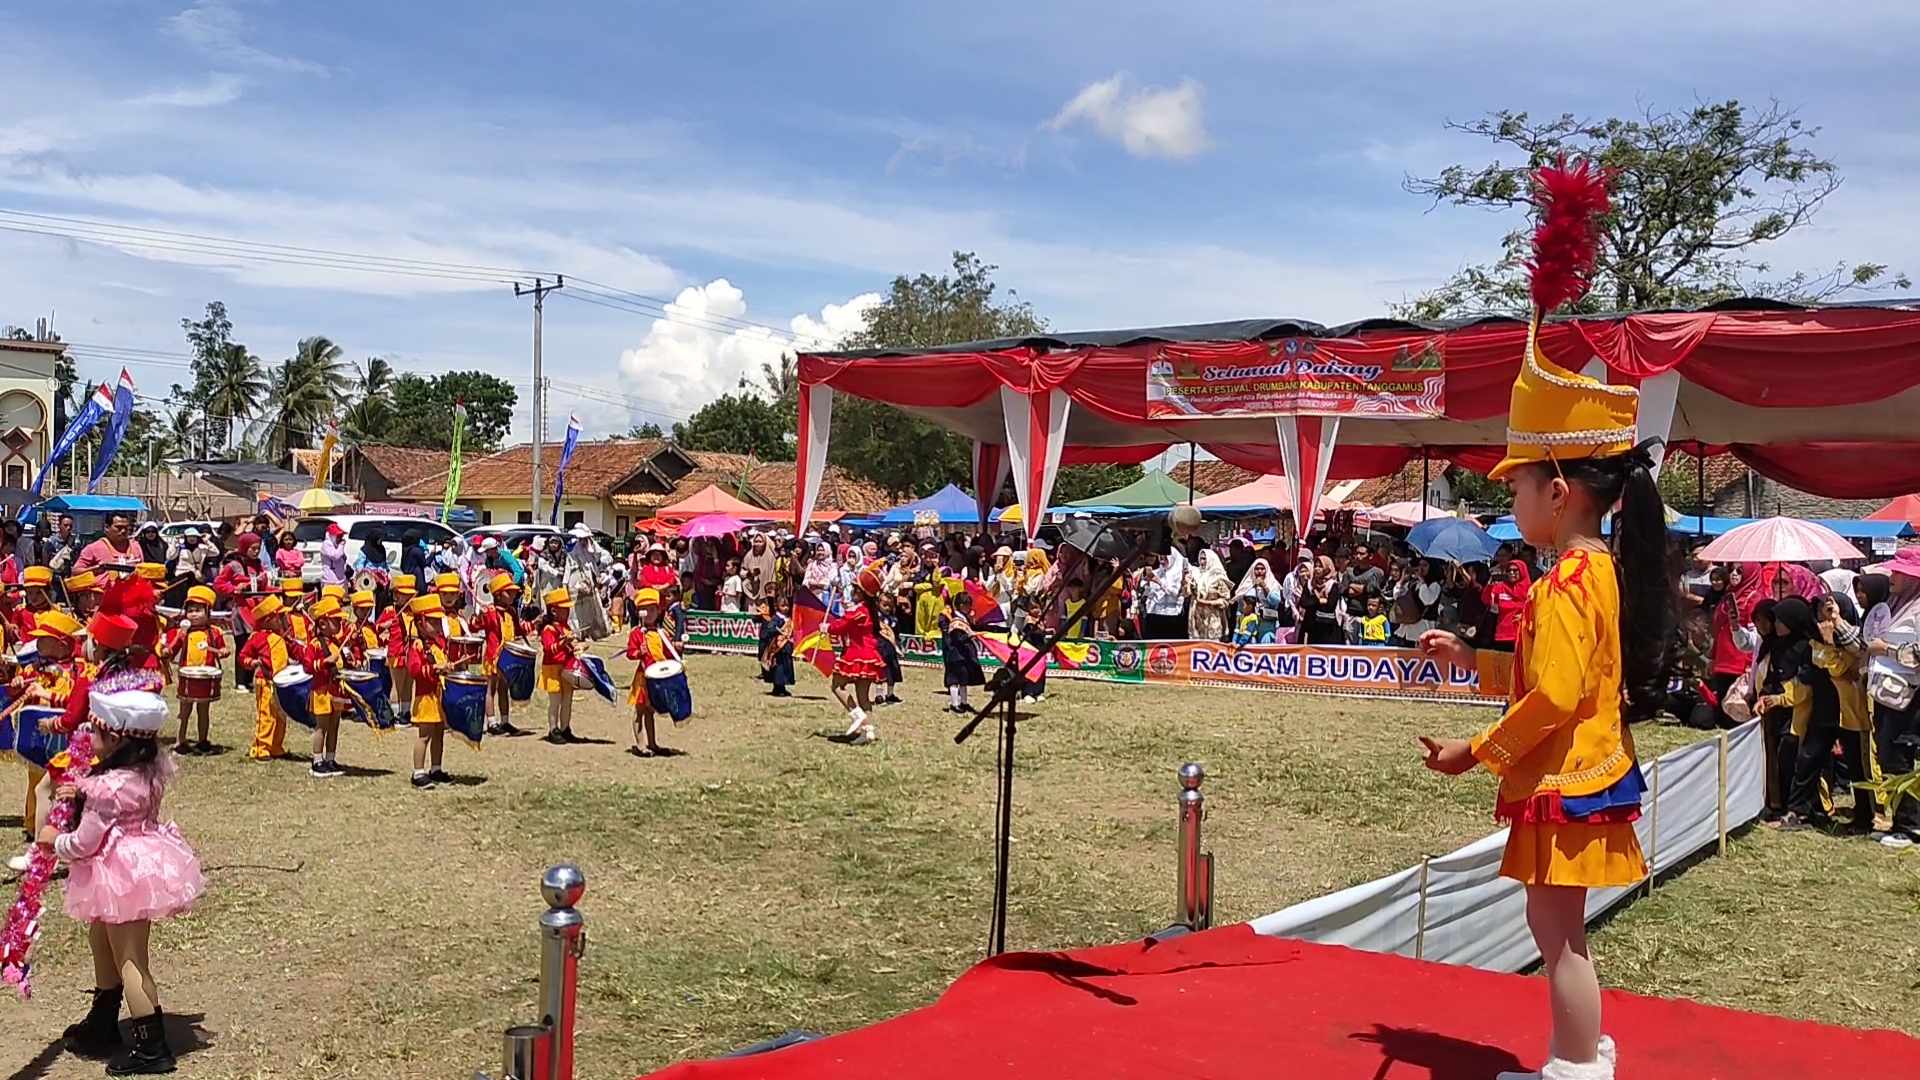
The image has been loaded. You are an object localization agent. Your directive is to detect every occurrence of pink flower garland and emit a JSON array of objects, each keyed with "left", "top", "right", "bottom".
[{"left": 0, "top": 727, "right": 94, "bottom": 998}]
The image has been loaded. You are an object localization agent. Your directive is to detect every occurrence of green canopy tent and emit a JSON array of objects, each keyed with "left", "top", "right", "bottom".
[{"left": 1062, "top": 470, "right": 1196, "bottom": 513}]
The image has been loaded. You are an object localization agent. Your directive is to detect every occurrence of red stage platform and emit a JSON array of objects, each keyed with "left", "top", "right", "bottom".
[{"left": 642, "top": 925, "right": 1915, "bottom": 1079}]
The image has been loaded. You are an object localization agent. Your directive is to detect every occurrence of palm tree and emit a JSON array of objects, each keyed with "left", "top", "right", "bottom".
[
  {"left": 203, "top": 343, "right": 268, "bottom": 452},
  {"left": 247, "top": 336, "right": 351, "bottom": 461},
  {"left": 342, "top": 355, "right": 395, "bottom": 441},
  {"left": 750, "top": 353, "right": 798, "bottom": 409}
]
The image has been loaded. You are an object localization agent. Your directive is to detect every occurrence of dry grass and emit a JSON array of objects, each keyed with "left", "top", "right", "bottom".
[{"left": 0, "top": 652, "right": 1893, "bottom": 1079}]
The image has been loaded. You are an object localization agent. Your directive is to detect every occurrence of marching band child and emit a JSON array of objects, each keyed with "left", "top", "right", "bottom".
[
  {"left": 305, "top": 597, "right": 349, "bottom": 779},
  {"left": 538, "top": 589, "right": 582, "bottom": 744},
  {"left": 42, "top": 686, "right": 202, "bottom": 1074},
  {"left": 827, "top": 567, "right": 886, "bottom": 745},
  {"left": 758, "top": 594, "right": 794, "bottom": 698},
  {"left": 939, "top": 589, "right": 986, "bottom": 714},
  {"left": 406, "top": 594, "right": 455, "bottom": 789},
  {"left": 624, "top": 588, "right": 669, "bottom": 757},
  {"left": 480, "top": 573, "right": 527, "bottom": 737},
  {"left": 281, "top": 578, "right": 313, "bottom": 645},
  {"left": 12, "top": 564, "right": 55, "bottom": 638},
  {"left": 347, "top": 590, "right": 381, "bottom": 665},
  {"left": 875, "top": 589, "right": 904, "bottom": 706},
  {"left": 1417, "top": 161, "right": 1659, "bottom": 1080},
  {"left": 434, "top": 573, "right": 468, "bottom": 636},
  {"left": 164, "top": 585, "right": 229, "bottom": 755},
  {"left": 379, "top": 574, "right": 419, "bottom": 724},
  {"left": 237, "top": 595, "right": 295, "bottom": 761},
  {"left": 6, "top": 609, "right": 85, "bottom": 873},
  {"left": 66, "top": 571, "right": 103, "bottom": 621}
]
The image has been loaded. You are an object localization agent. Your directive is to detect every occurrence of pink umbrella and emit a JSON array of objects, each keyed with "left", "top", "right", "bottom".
[
  {"left": 1697, "top": 516, "right": 1863, "bottom": 563},
  {"left": 679, "top": 513, "right": 748, "bottom": 539}
]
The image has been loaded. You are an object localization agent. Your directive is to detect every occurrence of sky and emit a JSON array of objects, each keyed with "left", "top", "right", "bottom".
[{"left": 3, "top": 0, "right": 1917, "bottom": 445}]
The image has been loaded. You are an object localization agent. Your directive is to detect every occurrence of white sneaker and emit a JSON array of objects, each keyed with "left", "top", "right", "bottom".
[
  {"left": 1880, "top": 833, "right": 1915, "bottom": 850},
  {"left": 843, "top": 711, "right": 866, "bottom": 737},
  {"left": 851, "top": 725, "right": 877, "bottom": 745},
  {"left": 1497, "top": 1052, "right": 1614, "bottom": 1080},
  {"left": 6, "top": 852, "right": 27, "bottom": 873}
]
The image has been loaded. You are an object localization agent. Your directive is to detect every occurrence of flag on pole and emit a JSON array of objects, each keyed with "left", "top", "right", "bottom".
[
  {"left": 441, "top": 402, "right": 466, "bottom": 524},
  {"left": 85, "top": 369, "right": 136, "bottom": 493},
  {"left": 312, "top": 420, "right": 339, "bottom": 482},
  {"left": 790, "top": 588, "right": 836, "bottom": 676},
  {"left": 549, "top": 414, "right": 582, "bottom": 525},
  {"left": 24, "top": 382, "right": 113, "bottom": 521}
]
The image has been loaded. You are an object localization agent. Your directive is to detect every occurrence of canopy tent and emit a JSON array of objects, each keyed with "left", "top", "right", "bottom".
[
  {"left": 875, "top": 483, "right": 981, "bottom": 525},
  {"left": 1364, "top": 500, "right": 1453, "bottom": 527},
  {"left": 1868, "top": 494, "right": 1920, "bottom": 525},
  {"left": 1064, "top": 469, "right": 1196, "bottom": 513},
  {"left": 1487, "top": 514, "right": 1915, "bottom": 542},
  {"left": 1195, "top": 474, "right": 1293, "bottom": 514},
  {"left": 656, "top": 484, "right": 768, "bottom": 521},
  {"left": 793, "top": 299, "right": 1920, "bottom": 538}
]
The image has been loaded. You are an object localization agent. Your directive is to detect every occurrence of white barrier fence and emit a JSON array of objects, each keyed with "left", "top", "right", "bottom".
[{"left": 1250, "top": 721, "right": 1766, "bottom": 972}]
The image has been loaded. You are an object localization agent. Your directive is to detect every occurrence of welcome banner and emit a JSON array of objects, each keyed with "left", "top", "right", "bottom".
[
  {"left": 683, "top": 611, "right": 1510, "bottom": 705},
  {"left": 1145, "top": 337, "right": 1445, "bottom": 419}
]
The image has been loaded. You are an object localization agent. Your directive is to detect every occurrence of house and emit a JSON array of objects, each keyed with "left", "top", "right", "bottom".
[
  {"left": 391, "top": 439, "right": 893, "bottom": 534},
  {"left": 289, "top": 445, "right": 453, "bottom": 501},
  {"left": 0, "top": 338, "right": 61, "bottom": 491}
]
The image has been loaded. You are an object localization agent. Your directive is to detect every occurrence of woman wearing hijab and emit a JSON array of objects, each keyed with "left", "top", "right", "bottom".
[
  {"left": 1299, "top": 556, "right": 1345, "bottom": 645},
  {"left": 1481, "top": 559, "right": 1532, "bottom": 653},
  {"left": 1864, "top": 550, "right": 1920, "bottom": 845},
  {"left": 801, "top": 542, "right": 836, "bottom": 608},
  {"left": 1188, "top": 549, "right": 1233, "bottom": 642},
  {"left": 1233, "top": 558, "right": 1284, "bottom": 643},
  {"left": 1754, "top": 597, "right": 1820, "bottom": 820},
  {"left": 1803, "top": 590, "right": 1878, "bottom": 833},
  {"left": 136, "top": 522, "right": 168, "bottom": 565}
]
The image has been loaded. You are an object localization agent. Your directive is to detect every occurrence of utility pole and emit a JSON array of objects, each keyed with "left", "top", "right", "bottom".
[{"left": 515, "top": 275, "right": 564, "bottom": 521}]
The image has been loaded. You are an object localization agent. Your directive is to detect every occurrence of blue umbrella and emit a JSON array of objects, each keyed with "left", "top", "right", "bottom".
[{"left": 1406, "top": 517, "right": 1499, "bottom": 564}]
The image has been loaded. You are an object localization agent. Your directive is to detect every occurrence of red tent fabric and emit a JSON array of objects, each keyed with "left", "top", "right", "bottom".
[
  {"left": 656, "top": 484, "right": 772, "bottom": 522},
  {"left": 1868, "top": 493, "right": 1920, "bottom": 524}
]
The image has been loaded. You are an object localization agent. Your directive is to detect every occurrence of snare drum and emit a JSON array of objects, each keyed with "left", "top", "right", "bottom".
[
  {"left": 14, "top": 706, "right": 68, "bottom": 770},
  {"left": 273, "top": 667, "right": 316, "bottom": 729},
  {"left": 177, "top": 665, "right": 222, "bottom": 702},
  {"left": 342, "top": 669, "right": 393, "bottom": 730},
  {"left": 644, "top": 659, "right": 693, "bottom": 724},
  {"left": 155, "top": 605, "right": 184, "bottom": 625},
  {"left": 443, "top": 672, "right": 489, "bottom": 745},
  {"left": 451, "top": 635, "right": 486, "bottom": 667},
  {"left": 499, "top": 641, "right": 538, "bottom": 701},
  {"left": 577, "top": 654, "right": 616, "bottom": 703}
]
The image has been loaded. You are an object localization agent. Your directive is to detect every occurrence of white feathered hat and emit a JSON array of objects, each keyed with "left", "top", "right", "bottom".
[{"left": 90, "top": 689, "right": 170, "bottom": 738}]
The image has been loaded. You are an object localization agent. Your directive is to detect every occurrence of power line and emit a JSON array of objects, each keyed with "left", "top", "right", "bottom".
[
  {"left": 567, "top": 276, "right": 823, "bottom": 341},
  {"left": 554, "top": 286, "right": 814, "bottom": 346}
]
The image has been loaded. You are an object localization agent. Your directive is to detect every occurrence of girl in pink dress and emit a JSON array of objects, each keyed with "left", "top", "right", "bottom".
[{"left": 42, "top": 686, "right": 203, "bottom": 1074}]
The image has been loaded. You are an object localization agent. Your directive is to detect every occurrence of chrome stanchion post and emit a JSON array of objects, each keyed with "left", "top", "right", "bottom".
[
  {"left": 1176, "top": 763, "right": 1212, "bottom": 930},
  {"left": 538, "top": 864, "right": 588, "bottom": 1080}
]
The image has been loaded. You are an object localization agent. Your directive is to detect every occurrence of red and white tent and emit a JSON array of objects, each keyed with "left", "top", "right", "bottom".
[{"left": 795, "top": 301, "right": 1920, "bottom": 537}]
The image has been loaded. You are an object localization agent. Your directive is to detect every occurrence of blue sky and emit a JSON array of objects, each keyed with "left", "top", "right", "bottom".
[{"left": 4, "top": 0, "right": 1916, "bottom": 441}]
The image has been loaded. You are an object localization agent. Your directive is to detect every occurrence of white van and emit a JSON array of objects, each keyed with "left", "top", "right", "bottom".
[{"left": 292, "top": 514, "right": 461, "bottom": 582}]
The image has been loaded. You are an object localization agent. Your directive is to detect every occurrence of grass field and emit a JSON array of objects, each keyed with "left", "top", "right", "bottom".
[{"left": 0, "top": 651, "right": 1910, "bottom": 1078}]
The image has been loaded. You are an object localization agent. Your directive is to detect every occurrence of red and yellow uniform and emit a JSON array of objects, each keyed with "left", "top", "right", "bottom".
[
  {"left": 304, "top": 631, "right": 343, "bottom": 721},
  {"left": 538, "top": 592, "right": 577, "bottom": 694},
  {"left": 281, "top": 579, "right": 314, "bottom": 644},
  {"left": 478, "top": 577, "right": 521, "bottom": 678},
  {"left": 10, "top": 565, "right": 54, "bottom": 641},
  {"left": 164, "top": 620, "right": 228, "bottom": 670},
  {"left": 238, "top": 595, "right": 294, "bottom": 760},
  {"left": 347, "top": 590, "right": 381, "bottom": 666},
  {"left": 16, "top": 610, "right": 85, "bottom": 826},
  {"left": 625, "top": 626, "right": 666, "bottom": 709},
  {"left": 406, "top": 594, "right": 451, "bottom": 727}
]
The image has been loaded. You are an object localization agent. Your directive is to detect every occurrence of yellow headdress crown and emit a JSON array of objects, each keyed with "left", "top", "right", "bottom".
[{"left": 1487, "top": 159, "right": 1639, "bottom": 482}]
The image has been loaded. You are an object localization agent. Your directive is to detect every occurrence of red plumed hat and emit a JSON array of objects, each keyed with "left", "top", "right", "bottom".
[{"left": 97, "top": 571, "right": 161, "bottom": 652}]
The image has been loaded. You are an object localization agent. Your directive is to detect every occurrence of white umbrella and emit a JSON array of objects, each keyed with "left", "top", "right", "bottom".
[
  {"left": 1364, "top": 500, "right": 1453, "bottom": 527},
  {"left": 1696, "top": 516, "right": 1863, "bottom": 563}
]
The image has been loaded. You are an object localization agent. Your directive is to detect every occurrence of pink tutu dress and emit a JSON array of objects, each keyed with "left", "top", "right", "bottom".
[{"left": 53, "top": 757, "right": 204, "bottom": 924}]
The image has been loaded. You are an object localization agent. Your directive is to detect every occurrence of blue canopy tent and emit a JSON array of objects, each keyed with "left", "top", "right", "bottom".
[
  {"left": 1487, "top": 514, "right": 1916, "bottom": 542},
  {"left": 37, "top": 494, "right": 150, "bottom": 541},
  {"left": 876, "top": 483, "right": 980, "bottom": 526}
]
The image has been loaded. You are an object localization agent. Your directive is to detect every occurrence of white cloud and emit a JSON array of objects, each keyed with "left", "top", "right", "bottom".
[
  {"left": 126, "top": 73, "right": 246, "bottom": 108},
  {"left": 617, "top": 280, "right": 879, "bottom": 417},
  {"left": 166, "top": 1, "right": 329, "bottom": 76},
  {"left": 1046, "top": 73, "right": 1210, "bottom": 160}
]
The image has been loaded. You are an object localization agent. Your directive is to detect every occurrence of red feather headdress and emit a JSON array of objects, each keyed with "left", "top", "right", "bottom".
[{"left": 1524, "top": 156, "right": 1611, "bottom": 314}]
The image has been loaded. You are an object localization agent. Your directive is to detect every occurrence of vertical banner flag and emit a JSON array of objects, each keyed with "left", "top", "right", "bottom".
[
  {"left": 25, "top": 381, "right": 113, "bottom": 518},
  {"left": 312, "top": 420, "right": 339, "bottom": 482},
  {"left": 85, "top": 369, "right": 137, "bottom": 493},
  {"left": 549, "top": 414, "right": 582, "bottom": 525},
  {"left": 441, "top": 402, "right": 466, "bottom": 524}
]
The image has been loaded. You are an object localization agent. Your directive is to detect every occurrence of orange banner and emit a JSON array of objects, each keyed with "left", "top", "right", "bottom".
[{"left": 1136, "top": 642, "right": 1510, "bottom": 704}]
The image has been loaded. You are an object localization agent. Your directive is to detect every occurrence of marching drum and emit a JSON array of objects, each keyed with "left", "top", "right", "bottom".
[
  {"left": 342, "top": 669, "right": 393, "bottom": 730},
  {"left": 577, "top": 654, "right": 616, "bottom": 703},
  {"left": 14, "top": 706, "right": 69, "bottom": 770},
  {"left": 13, "top": 641, "right": 37, "bottom": 667},
  {"left": 644, "top": 660, "right": 694, "bottom": 725},
  {"left": 155, "top": 605, "right": 184, "bottom": 625},
  {"left": 272, "top": 667, "right": 316, "bottom": 729},
  {"left": 499, "top": 641, "right": 538, "bottom": 701},
  {"left": 443, "top": 672, "right": 489, "bottom": 745},
  {"left": 178, "top": 665, "right": 223, "bottom": 702},
  {"left": 451, "top": 635, "right": 486, "bottom": 667}
]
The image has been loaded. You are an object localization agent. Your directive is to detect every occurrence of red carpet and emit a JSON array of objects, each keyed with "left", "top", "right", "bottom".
[{"left": 640, "top": 925, "right": 1916, "bottom": 1079}]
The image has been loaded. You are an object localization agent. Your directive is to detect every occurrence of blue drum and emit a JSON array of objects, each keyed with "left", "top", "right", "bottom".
[
  {"left": 273, "top": 667, "right": 316, "bottom": 729},
  {"left": 643, "top": 660, "right": 693, "bottom": 724},
  {"left": 14, "top": 706, "right": 69, "bottom": 769},
  {"left": 366, "top": 648, "right": 391, "bottom": 698},
  {"left": 578, "top": 654, "right": 616, "bottom": 703},
  {"left": 499, "top": 641, "right": 537, "bottom": 702},
  {"left": 443, "top": 672, "right": 489, "bottom": 745},
  {"left": 342, "top": 669, "right": 393, "bottom": 730}
]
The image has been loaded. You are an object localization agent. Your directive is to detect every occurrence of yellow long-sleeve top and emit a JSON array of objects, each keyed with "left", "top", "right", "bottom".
[
  {"left": 1812, "top": 640, "right": 1871, "bottom": 734},
  {"left": 1471, "top": 548, "right": 1636, "bottom": 805}
]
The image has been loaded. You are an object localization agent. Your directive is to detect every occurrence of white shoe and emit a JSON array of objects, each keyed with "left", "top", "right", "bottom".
[
  {"left": 851, "top": 725, "right": 877, "bottom": 745},
  {"left": 1880, "top": 833, "right": 1915, "bottom": 850},
  {"left": 1598, "top": 1036, "right": 1615, "bottom": 1067},
  {"left": 843, "top": 710, "right": 867, "bottom": 737},
  {"left": 6, "top": 852, "right": 27, "bottom": 873},
  {"left": 1497, "top": 1051, "right": 1614, "bottom": 1080}
]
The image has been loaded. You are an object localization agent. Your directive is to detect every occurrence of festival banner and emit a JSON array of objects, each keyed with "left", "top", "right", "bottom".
[
  {"left": 678, "top": 611, "right": 1513, "bottom": 702},
  {"left": 1145, "top": 337, "right": 1445, "bottom": 419},
  {"left": 441, "top": 402, "right": 466, "bottom": 525},
  {"left": 1139, "top": 641, "right": 1508, "bottom": 704}
]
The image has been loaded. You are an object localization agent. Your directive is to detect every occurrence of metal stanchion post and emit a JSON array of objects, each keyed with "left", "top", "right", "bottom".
[
  {"left": 539, "top": 864, "right": 588, "bottom": 1080},
  {"left": 1176, "top": 763, "right": 1213, "bottom": 930}
]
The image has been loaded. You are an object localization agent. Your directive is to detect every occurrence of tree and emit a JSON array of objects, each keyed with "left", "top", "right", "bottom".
[
  {"left": 1398, "top": 101, "right": 1908, "bottom": 319},
  {"left": 246, "top": 336, "right": 350, "bottom": 460},
  {"left": 627, "top": 422, "right": 664, "bottom": 439},
  {"left": 1050, "top": 464, "right": 1143, "bottom": 505},
  {"left": 831, "top": 252, "right": 1048, "bottom": 496},
  {"left": 342, "top": 355, "right": 395, "bottom": 442},
  {"left": 671, "top": 392, "right": 793, "bottom": 461},
  {"left": 752, "top": 354, "right": 798, "bottom": 414},
  {"left": 379, "top": 372, "right": 518, "bottom": 451},
  {"left": 203, "top": 343, "right": 268, "bottom": 452}
]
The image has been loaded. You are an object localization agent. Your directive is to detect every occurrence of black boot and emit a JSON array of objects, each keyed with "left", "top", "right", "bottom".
[
  {"left": 106, "top": 1010, "right": 174, "bottom": 1075},
  {"left": 61, "top": 986, "right": 123, "bottom": 1056}
]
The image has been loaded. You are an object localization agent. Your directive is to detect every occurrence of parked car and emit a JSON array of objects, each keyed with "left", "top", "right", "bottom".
[
  {"left": 292, "top": 514, "right": 461, "bottom": 582},
  {"left": 463, "top": 523, "right": 566, "bottom": 554},
  {"left": 157, "top": 520, "right": 220, "bottom": 544}
]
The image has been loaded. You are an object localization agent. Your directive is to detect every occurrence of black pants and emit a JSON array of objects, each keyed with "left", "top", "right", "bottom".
[
  {"left": 1875, "top": 700, "right": 1920, "bottom": 835},
  {"left": 1761, "top": 708, "right": 1794, "bottom": 813},
  {"left": 1788, "top": 724, "right": 1868, "bottom": 823},
  {"left": 233, "top": 628, "right": 253, "bottom": 691},
  {"left": 1707, "top": 673, "right": 1740, "bottom": 727}
]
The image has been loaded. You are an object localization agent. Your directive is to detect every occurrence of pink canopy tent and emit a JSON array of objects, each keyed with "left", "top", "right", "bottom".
[
  {"left": 794, "top": 301, "right": 1920, "bottom": 538},
  {"left": 1364, "top": 500, "right": 1454, "bottom": 527},
  {"left": 1192, "top": 474, "right": 1318, "bottom": 514},
  {"left": 656, "top": 484, "right": 767, "bottom": 521}
]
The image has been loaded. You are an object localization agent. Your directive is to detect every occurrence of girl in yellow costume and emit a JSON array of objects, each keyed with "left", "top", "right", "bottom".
[
  {"left": 1417, "top": 160, "right": 1664, "bottom": 1080},
  {"left": 238, "top": 595, "right": 295, "bottom": 760},
  {"left": 405, "top": 594, "right": 456, "bottom": 789}
]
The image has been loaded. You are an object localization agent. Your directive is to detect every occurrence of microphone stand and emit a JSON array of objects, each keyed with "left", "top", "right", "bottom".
[{"left": 954, "top": 526, "right": 1139, "bottom": 957}]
